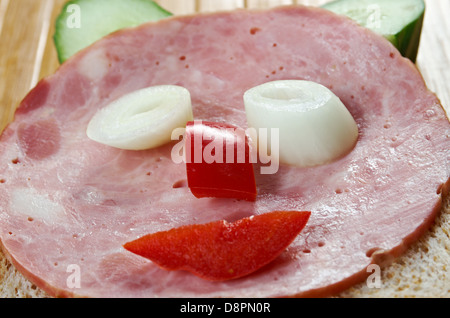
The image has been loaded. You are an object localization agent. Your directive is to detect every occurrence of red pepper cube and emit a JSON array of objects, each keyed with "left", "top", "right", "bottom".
[{"left": 185, "top": 121, "right": 257, "bottom": 201}]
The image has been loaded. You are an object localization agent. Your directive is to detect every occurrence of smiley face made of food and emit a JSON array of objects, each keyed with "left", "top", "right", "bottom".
[{"left": 0, "top": 5, "right": 448, "bottom": 298}]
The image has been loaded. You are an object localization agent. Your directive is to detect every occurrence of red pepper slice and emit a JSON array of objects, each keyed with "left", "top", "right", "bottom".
[
  {"left": 123, "top": 211, "right": 311, "bottom": 281},
  {"left": 184, "top": 121, "right": 257, "bottom": 201}
]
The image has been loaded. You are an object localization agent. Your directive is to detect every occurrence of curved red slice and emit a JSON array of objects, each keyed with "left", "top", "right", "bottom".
[{"left": 123, "top": 211, "right": 311, "bottom": 281}]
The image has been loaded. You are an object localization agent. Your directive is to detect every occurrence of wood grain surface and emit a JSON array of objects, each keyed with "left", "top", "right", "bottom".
[{"left": 0, "top": 0, "right": 449, "bottom": 297}]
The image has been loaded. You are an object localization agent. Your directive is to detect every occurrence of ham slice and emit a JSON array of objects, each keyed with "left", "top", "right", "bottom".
[{"left": 0, "top": 5, "right": 449, "bottom": 298}]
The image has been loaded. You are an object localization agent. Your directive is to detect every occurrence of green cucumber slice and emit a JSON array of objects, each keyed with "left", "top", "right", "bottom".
[
  {"left": 54, "top": 0, "right": 172, "bottom": 63},
  {"left": 322, "top": 0, "right": 425, "bottom": 62}
]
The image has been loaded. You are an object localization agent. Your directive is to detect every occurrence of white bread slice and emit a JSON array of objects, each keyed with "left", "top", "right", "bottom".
[
  {"left": 339, "top": 195, "right": 450, "bottom": 298},
  {"left": 0, "top": 253, "right": 48, "bottom": 298}
]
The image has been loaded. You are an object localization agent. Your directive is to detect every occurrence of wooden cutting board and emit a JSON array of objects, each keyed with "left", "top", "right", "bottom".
[{"left": 0, "top": 0, "right": 449, "bottom": 297}]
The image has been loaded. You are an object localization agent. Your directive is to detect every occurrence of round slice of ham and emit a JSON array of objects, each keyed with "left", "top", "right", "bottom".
[{"left": 0, "top": 6, "right": 449, "bottom": 298}]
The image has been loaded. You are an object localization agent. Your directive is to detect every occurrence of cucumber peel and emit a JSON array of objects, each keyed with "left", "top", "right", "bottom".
[
  {"left": 54, "top": 0, "right": 172, "bottom": 63},
  {"left": 322, "top": 0, "right": 425, "bottom": 62}
]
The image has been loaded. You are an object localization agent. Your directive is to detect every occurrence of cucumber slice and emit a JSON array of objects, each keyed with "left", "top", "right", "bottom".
[
  {"left": 322, "top": 0, "right": 425, "bottom": 62},
  {"left": 54, "top": 0, "right": 172, "bottom": 63}
]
